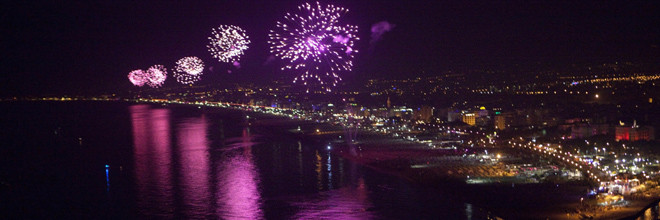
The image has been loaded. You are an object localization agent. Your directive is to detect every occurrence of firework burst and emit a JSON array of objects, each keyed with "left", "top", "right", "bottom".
[
  {"left": 145, "top": 65, "right": 167, "bottom": 88},
  {"left": 174, "top": 56, "right": 205, "bottom": 85},
  {"left": 268, "top": 1, "right": 359, "bottom": 91},
  {"left": 128, "top": 69, "right": 148, "bottom": 87},
  {"left": 207, "top": 25, "right": 251, "bottom": 63}
]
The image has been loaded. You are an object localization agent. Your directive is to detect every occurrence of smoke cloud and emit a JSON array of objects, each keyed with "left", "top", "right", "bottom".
[
  {"left": 369, "top": 21, "right": 395, "bottom": 50},
  {"left": 263, "top": 55, "right": 276, "bottom": 66}
]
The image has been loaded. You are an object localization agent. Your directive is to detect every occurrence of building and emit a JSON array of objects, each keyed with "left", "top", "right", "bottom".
[
  {"left": 615, "top": 126, "right": 655, "bottom": 141},
  {"left": 570, "top": 124, "right": 610, "bottom": 139},
  {"left": 494, "top": 113, "right": 513, "bottom": 130},
  {"left": 414, "top": 106, "right": 434, "bottom": 122},
  {"left": 390, "top": 106, "right": 413, "bottom": 120},
  {"left": 462, "top": 113, "right": 476, "bottom": 126},
  {"left": 447, "top": 109, "right": 461, "bottom": 122}
]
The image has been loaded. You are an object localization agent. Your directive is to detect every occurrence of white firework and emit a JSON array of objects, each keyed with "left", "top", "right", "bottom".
[
  {"left": 174, "top": 56, "right": 205, "bottom": 85},
  {"left": 207, "top": 25, "right": 251, "bottom": 63},
  {"left": 268, "top": 1, "right": 359, "bottom": 90},
  {"left": 145, "top": 65, "right": 167, "bottom": 88}
]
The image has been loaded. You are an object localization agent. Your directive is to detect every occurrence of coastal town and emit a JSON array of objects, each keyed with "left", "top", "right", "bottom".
[{"left": 14, "top": 65, "right": 659, "bottom": 219}]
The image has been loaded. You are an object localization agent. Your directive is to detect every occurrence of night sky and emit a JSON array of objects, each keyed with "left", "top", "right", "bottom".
[{"left": 2, "top": 1, "right": 659, "bottom": 95}]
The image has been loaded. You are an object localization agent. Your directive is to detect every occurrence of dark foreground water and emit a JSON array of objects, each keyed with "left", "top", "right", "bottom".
[{"left": 0, "top": 101, "right": 493, "bottom": 219}]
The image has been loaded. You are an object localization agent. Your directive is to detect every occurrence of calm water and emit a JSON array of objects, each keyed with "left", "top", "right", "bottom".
[{"left": 0, "top": 101, "right": 490, "bottom": 219}]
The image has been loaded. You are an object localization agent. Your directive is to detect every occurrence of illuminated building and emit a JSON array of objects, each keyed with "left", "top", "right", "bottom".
[
  {"left": 462, "top": 113, "right": 476, "bottom": 126},
  {"left": 615, "top": 121, "right": 655, "bottom": 141},
  {"left": 390, "top": 106, "right": 413, "bottom": 119}
]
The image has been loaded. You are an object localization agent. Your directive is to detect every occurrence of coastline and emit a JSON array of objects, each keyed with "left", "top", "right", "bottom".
[
  {"left": 618, "top": 198, "right": 660, "bottom": 220},
  {"left": 6, "top": 99, "right": 659, "bottom": 219},
  {"left": 239, "top": 102, "right": 659, "bottom": 220}
]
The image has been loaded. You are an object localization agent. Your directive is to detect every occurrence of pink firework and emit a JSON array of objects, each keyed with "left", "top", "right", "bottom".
[
  {"left": 268, "top": 2, "right": 359, "bottom": 91},
  {"left": 128, "top": 69, "right": 148, "bottom": 86},
  {"left": 146, "top": 65, "right": 168, "bottom": 88}
]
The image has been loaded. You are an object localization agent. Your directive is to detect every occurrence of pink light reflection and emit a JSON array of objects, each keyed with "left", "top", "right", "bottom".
[
  {"left": 176, "top": 115, "right": 211, "bottom": 217},
  {"left": 130, "top": 105, "right": 174, "bottom": 218},
  {"left": 216, "top": 127, "right": 263, "bottom": 219}
]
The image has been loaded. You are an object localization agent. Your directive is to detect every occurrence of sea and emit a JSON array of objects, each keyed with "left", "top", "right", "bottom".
[{"left": 0, "top": 101, "right": 493, "bottom": 219}]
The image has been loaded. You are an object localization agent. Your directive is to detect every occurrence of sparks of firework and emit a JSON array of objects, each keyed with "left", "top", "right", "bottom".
[
  {"left": 173, "top": 71, "right": 200, "bottom": 85},
  {"left": 128, "top": 69, "right": 148, "bottom": 87},
  {"left": 174, "top": 56, "right": 204, "bottom": 85},
  {"left": 176, "top": 56, "right": 205, "bottom": 75},
  {"left": 207, "top": 25, "right": 251, "bottom": 63},
  {"left": 145, "top": 65, "right": 167, "bottom": 88},
  {"left": 268, "top": 1, "right": 359, "bottom": 90}
]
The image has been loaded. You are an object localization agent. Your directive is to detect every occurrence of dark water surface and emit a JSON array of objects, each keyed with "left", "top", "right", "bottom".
[{"left": 0, "top": 101, "right": 490, "bottom": 219}]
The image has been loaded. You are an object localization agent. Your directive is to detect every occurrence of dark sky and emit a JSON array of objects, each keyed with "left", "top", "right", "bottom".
[{"left": 1, "top": 1, "right": 659, "bottom": 96}]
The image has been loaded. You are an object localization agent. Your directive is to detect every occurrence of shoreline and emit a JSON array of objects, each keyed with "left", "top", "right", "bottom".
[
  {"left": 242, "top": 106, "right": 659, "bottom": 219},
  {"left": 619, "top": 198, "right": 660, "bottom": 220},
  {"left": 7, "top": 99, "right": 660, "bottom": 219}
]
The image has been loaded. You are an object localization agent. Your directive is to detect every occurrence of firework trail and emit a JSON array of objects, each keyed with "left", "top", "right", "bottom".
[
  {"left": 208, "top": 25, "right": 251, "bottom": 63},
  {"left": 268, "top": 2, "right": 359, "bottom": 91}
]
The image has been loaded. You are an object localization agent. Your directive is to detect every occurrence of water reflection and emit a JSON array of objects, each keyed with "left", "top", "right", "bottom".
[
  {"left": 127, "top": 104, "right": 448, "bottom": 219},
  {"left": 635, "top": 201, "right": 660, "bottom": 220},
  {"left": 130, "top": 105, "right": 174, "bottom": 218},
  {"left": 176, "top": 115, "right": 211, "bottom": 218},
  {"left": 298, "top": 141, "right": 303, "bottom": 188},
  {"left": 327, "top": 152, "right": 332, "bottom": 189},
  {"left": 216, "top": 127, "right": 263, "bottom": 219},
  {"left": 316, "top": 150, "right": 323, "bottom": 190},
  {"left": 291, "top": 178, "right": 373, "bottom": 219},
  {"left": 130, "top": 105, "right": 264, "bottom": 219},
  {"left": 2, "top": 102, "right": 508, "bottom": 219},
  {"left": 465, "top": 203, "right": 473, "bottom": 220}
]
